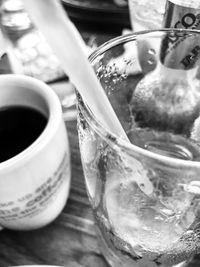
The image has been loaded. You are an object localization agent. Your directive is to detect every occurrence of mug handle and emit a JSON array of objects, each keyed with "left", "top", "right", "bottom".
[{"left": 49, "top": 80, "right": 77, "bottom": 121}]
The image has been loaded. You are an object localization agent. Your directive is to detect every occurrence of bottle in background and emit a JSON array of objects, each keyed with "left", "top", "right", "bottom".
[
  {"left": 132, "top": 1, "right": 200, "bottom": 138},
  {"left": 162, "top": 0, "right": 200, "bottom": 70},
  {"left": 163, "top": 0, "right": 200, "bottom": 29}
]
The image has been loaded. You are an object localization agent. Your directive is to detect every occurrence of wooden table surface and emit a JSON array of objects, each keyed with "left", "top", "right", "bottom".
[{"left": 0, "top": 3, "right": 200, "bottom": 266}]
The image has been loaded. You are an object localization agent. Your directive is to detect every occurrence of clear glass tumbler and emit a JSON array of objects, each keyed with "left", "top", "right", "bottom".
[{"left": 77, "top": 29, "right": 200, "bottom": 267}]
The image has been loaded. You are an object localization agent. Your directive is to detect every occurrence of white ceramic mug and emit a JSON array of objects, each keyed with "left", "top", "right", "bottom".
[{"left": 0, "top": 74, "right": 71, "bottom": 230}]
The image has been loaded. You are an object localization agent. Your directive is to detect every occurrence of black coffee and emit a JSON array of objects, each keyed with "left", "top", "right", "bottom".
[{"left": 0, "top": 106, "right": 47, "bottom": 163}]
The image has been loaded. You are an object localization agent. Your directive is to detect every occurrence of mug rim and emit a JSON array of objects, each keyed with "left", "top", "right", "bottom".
[
  {"left": 0, "top": 74, "right": 62, "bottom": 172},
  {"left": 82, "top": 28, "right": 200, "bottom": 168}
]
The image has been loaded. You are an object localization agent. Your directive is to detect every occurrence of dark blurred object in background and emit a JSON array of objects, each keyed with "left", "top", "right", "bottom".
[{"left": 61, "top": 0, "right": 131, "bottom": 33}]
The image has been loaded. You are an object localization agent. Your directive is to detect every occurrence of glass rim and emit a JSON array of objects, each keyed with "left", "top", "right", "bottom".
[
  {"left": 89, "top": 28, "right": 200, "bottom": 62},
  {"left": 81, "top": 28, "right": 200, "bottom": 168}
]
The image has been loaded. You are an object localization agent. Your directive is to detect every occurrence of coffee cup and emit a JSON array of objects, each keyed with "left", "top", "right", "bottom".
[{"left": 0, "top": 74, "right": 71, "bottom": 230}]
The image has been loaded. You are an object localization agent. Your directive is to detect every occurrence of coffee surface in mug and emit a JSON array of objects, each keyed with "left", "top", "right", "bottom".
[{"left": 0, "top": 105, "right": 47, "bottom": 163}]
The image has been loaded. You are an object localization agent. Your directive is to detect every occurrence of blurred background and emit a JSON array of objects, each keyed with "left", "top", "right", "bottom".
[{"left": 0, "top": 0, "right": 131, "bottom": 121}]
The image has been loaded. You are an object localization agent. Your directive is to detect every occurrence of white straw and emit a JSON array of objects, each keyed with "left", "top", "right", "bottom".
[
  {"left": 22, "top": 0, "right": 153, "bottom": 195},
  {"left": 22, "top": 0, "right": 129, "bottom": 141}
]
